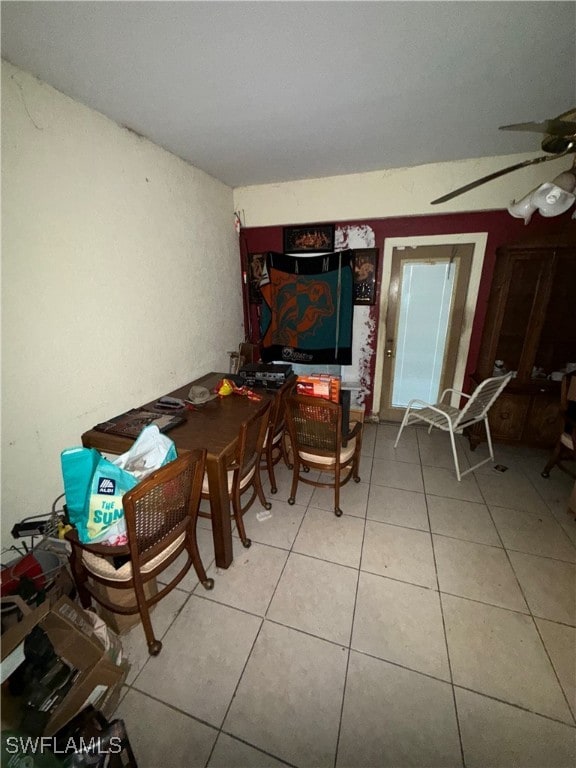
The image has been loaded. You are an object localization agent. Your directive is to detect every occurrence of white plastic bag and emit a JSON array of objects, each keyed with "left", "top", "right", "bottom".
[{"left": 113, "top": 424, "right": 177, "bottom": 481}]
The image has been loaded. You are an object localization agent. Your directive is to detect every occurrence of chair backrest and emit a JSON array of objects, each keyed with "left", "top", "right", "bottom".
[
  {"left": 122, "top": 449, "right": 206, "bottom": 565},
  {"left": 267, "top": 377, "right": 297, "bottom": 439},
  {"left": 285, "top": 394, "right": 342, "bottom": 454},
  {"left": 235, "top": 400, "right": 272, "bottom": 475},
  {"left": 455, "top": 373, "right": 513, "bottom": 427}
]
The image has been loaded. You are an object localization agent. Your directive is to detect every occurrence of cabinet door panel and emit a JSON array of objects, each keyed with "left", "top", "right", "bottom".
[
  {"left": 523, "top": 394, "right": 563, "bottom": 447},
  {"left": 487, "top": 393, "right": 529, "bottom": 442}
]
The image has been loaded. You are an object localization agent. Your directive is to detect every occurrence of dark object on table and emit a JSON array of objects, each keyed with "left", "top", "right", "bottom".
[
  {"left": 93, "top": 408, "right": 185, "bottom": 438},
  {"left": 239, "top": 363, "right": 293, "bottom": 388}
]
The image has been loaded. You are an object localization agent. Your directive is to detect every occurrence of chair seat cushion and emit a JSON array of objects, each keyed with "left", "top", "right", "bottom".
[
  {"left": 82, "top": 532, "right": 186, "bottom": 582},
  {"left": 201, "top": 465, "right": 256, "bottom": 495},
  {"left": 561, "top": 432, "right": 574, "bottom": 450},
  {"left": 263, "top": 426, "right": 283, "bottom": 448},
  {"left": 299, "top": 435, "right": 357, "bottom": 466},
  {"left": 415, "top": 404, "right": 461, "bottom": 429}
]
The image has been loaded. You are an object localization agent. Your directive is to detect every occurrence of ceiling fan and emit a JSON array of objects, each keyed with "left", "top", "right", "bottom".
[{"left": 431, "top": 108, "right": 576, "bottom": 208}]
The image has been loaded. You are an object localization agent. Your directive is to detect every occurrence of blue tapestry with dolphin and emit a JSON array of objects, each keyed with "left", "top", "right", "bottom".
[{"left": 259, "top": 250, "right": 354, "bottom": 365}]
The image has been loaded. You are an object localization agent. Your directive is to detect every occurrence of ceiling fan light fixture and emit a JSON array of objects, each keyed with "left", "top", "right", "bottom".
[
  {"left": 507, "top": 192, "right": 538, "bottom": 224},
  {"left": 531, "top": 182, "right": 575, "bottom": 217}
]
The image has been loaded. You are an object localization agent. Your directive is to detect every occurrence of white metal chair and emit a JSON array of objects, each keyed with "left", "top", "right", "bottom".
[{"left": 394, "top": 373, "right": 513, "bottom": 481}]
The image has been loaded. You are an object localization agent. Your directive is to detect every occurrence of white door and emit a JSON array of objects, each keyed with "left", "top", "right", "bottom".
[{"left": 378, "top": 243, "right": 474, "bottom": 422}]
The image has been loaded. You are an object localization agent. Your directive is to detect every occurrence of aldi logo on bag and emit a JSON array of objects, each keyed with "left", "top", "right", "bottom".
[{"left": 97, "top": 477, "right": 116, "bottom": 495}]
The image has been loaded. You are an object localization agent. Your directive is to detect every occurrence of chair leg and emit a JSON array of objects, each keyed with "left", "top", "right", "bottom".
[
  {"left": 542, "top": 439, "right": 562, "bottom": 478},
  {"left": 334, "top": 465, "right": 342, "bottom": 517},
  {"left": 232, "top": 488, "right": 251, "bottom": 549},
  {"left": 448, "top": 429, "right": 462, "bottom": 482},
  {"left": 186, "top": 531, "right": 214, "bottom": 590},
  {"left": 254, "top": 466, "right": 271, "bottom": 512},
  {"left": 133, "top": 579, "right": 161, "bottom": 656},
  {"left": 394, "top": 408, "right": 412, "bottom": 448},
  {"left": 460, "top": 417, "right": 496, "bottom": 479},
  {"left": 267, "top": 444, "right": 278, "bottom": 494},
  {"left": 288, "top": 457, "right": 300, "bottom": 505}
]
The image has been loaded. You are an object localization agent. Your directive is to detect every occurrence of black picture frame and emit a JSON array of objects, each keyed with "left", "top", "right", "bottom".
[
  {"left": 247, "top": 253, "right": 266, "bottom": 304},
  {"left": 283, "top": 224, "right": 335, "bottom": 254},
  {"left": 353, "top": 248, "right": 378, "bottom": 305}
]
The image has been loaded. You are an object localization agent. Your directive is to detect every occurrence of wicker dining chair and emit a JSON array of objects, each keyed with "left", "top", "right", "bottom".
[
  {"left": 262, "top": 377, "right": 297, "bottom": 494},
  {"left": 66, "top": 449, "right": 213, "bottom": 655},
  {"left": 541, "top": 372, "right": 576, "bottom": 479},
  {"left": 284, "top": 394, "right": 363, "bottom": 517},
  {"left": 200, "top": 400, "right": 272, "bottom": 548}
]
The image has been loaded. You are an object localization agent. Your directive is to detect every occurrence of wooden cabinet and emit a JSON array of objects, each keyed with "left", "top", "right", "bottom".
[{"left": 470, "top": 234, "right": 576, "bottom": 449}]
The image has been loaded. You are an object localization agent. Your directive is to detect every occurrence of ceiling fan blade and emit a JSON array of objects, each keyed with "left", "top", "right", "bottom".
[
  {"left": 500, "top": 119, "right": 576, "bottom": 137},
  {"left": 431, "top": 152, "right": 574, "bottom": 205}
]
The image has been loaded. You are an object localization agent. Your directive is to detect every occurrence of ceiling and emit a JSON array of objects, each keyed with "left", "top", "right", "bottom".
[{"left": 2, "top": 2, "right": 575, "bottom": 189}]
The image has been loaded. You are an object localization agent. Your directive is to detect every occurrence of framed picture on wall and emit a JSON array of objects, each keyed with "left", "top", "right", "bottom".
[
  {"left": 283, "top": 224, "right": 335, "bottom": 254},
  {"left": 247, "top": 253, "right": 266, "bottom": 304},
  {"left": 353, "top": 248, "right": 378, "bottom": 305}
]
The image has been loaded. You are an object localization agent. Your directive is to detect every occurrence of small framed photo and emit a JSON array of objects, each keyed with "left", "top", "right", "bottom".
[
  {"left": 353, "top": 248, "right": 378, "bottom": 305},
  {"left": 283, "top": 224, "right": 335, "bottom": 254},
  {"left": 247, "top": 253, "right": 266, "bottom": 304}
]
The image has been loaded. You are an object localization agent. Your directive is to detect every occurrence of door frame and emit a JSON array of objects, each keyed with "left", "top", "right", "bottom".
[{"left": 373, "top": 233, "right": 488, "bottom": 419}]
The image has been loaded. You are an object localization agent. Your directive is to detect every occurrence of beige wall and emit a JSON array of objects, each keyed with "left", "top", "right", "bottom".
[
  {"left": 233, "top": 154, "right": 570, "bottom": 227},
  {"left": 1, "top": 61, "right": 243, "bottom": 539}
]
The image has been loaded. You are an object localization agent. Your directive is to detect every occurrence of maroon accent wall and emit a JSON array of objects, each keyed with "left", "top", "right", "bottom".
[{"left": 240, "top": 211, "right": 573, "bottom": 413}]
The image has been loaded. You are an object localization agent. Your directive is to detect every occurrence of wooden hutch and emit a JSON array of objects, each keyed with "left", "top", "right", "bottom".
[{"left": 469, "top": 231, "right": 576, "bottom": 449}]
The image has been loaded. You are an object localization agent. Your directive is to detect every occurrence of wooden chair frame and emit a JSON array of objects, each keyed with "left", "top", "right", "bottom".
[
  {"left": 66, "top": 449, "right": 213, "bottom": 655},
  {"left": 200, "top": 400, "right": 271, "bottom": 548},
  {"left": 542, "top": 372, "right": 576, "bottom": 479},
  {"left": 284, "top": 394, "right": 362, "bottom": 517}
]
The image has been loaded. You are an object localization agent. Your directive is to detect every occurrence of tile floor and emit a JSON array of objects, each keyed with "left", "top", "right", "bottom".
[{"left": 114, "top": 423, "right": 576, "bottom": 768}]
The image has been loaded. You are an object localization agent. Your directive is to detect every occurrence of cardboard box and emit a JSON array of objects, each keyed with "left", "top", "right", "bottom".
[
  {"left": 296, "top": 374, "right": 341, "bottom": 403},
  {"left": 90, "top": 578, "right": 158, "bottom": 635},
  {"left": 1, "top": 596, "right": 126, "bottom": 736}
]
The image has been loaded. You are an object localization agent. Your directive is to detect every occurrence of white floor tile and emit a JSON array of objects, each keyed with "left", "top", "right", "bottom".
[
  {"left": 361, "top": 520, "right": 437, "bottom": 588},
  {"left": 293, "top": 507, "right": 364, "bottom": 568},
  {"left": 135, "top": 596, "right": 261, "bottom": 726},
  {"left": 508, "top": 550, "right": 576, "bottom": 625},
  {"left": 456, "top": 687, "right": 576, "bottom": 768},
  {"left": 427, "top": 495, "right": 501, "bottom": 546},
  {"left": 116, "top": 688, "right": 217, "bottom": 768},
  {"left": 352, "top": 571, "right": 450, "bottom": 680},
  {"left": 337, "top": 651, "right": 462, "bottom": 768},
  {"left": 208, "top": 733, "right": 289, "bottom": 767},
  {"left": 371, "top": 457, "right": 424, "bottom": 492},
  {"left": 490, "top": 505, "right": 576, "bottom": 562},
  {"left": 433, "top": 534, "right": 528, "bottom": 612},
  {"left": 224, "top": 621, "right": 347, "bottom": 768},
  {"left": 202, "top": 540, "right": 288, "bottom": 616},
  {"left": 267, "top": 552, "right": 357, "bottom": 645},
  {"left": 309, "top": 478, "right": 369, "bottom": 518},
  {"left": 443, "top": 594, "right": 572, "bottom": 723},
  {"left": 122, "top": 587, "right": 190, "bottom": 686},
  {"left": 535, "top": 618, "right": 576, "bottom": 719},
  {"left": 423, "top": 466, "right": 483, "bottom": 503},
  {"left": 367, "top": 485, "right": 429, "bottom": 530}
]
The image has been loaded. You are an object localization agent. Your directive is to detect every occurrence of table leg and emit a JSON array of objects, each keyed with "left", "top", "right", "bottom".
[{"left": 206, "top": 455, "right": 233, "bottom": 568}]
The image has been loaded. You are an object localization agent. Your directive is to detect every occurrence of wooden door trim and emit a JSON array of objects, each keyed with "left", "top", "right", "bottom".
[{"left": 373, "top": 233, "right": 488, "bottom": 420}]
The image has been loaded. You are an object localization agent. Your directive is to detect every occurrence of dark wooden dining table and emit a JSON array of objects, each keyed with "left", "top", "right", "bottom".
[{"left": 80, "top": 372, "right": 277, "bottom": 569}]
